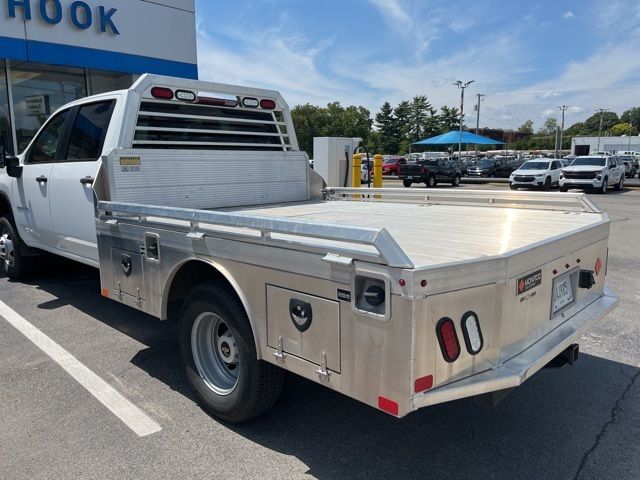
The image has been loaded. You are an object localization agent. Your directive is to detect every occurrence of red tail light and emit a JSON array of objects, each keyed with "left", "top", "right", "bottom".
[
  {"left": 419, "top": 166, "right": 426, "bottom": 174},
  {"left": 151, "top": 87, "right": 174, "bottom": 100},
  {"left": 260, "top": 99, "right": 276, "bottom": 109},
  {"left": 377, "top": 396, "right": 399, "bottom": 416},
  {"left": 436, "top": 317, "right": 460, "bottom": 362}
]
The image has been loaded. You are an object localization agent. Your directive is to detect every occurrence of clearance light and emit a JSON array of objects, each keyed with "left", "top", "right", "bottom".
[
  {"left": 436, "top": 317, "right": 461, "bottom": 362},
  {"left": 594, "top": 257, "right": 602, "bottom": 276},
  {"left": 150, "top": 87, "right": 174, "bottom": 100},
  {"left": 196, "top": 93, "right": 239, "bottom": 107},
  {"left": 242, "top": 97, "right": 259, "bottom": 108},
  {"left": 461, "top": 312, "right": 483, "bottom": 355},
  {"left": 260, "top": 99, "right": 276, "bottom": 110},
  {"left": 175, "top": 90, "right": 196, "bottom": 102},
  {"left": 414, "top": 375, "right": 434, "bottom": 393}
]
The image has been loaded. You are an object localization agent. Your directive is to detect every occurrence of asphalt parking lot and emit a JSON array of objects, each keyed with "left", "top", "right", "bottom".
[{"left": 1, "top": 183, "right": 639, "bottom": 480}]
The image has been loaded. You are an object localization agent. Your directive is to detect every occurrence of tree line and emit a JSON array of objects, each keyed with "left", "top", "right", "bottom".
[
  {"left": 291, "top": 98, "right": 640, "bottom": 156},
  {"left": 291, "top": 96, "right": 460, "bottom": 156}
]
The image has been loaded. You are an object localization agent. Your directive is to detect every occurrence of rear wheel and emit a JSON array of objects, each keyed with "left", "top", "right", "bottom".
[
  {"left": 402, "top": 179, "right": 412, "bottom": 188},
  {"left": 451, "top": 175, "right": 460, "bottom": 187},
  {"left": 179, "top": 282, "right": 285, "bottom": 423},
  {"left": 0, "top": 217, "right": 33, "bottom": 279},
  {"left": 426, "top": 175, "right": 436, "bottom": 188}
]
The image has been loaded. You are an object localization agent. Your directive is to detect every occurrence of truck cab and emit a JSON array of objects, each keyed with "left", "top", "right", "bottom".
[{"left": 0, "top": 92, "right": 124, "bottom": 266}]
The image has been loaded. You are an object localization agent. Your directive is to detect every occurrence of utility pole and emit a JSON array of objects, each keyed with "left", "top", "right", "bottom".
[
  {"left": 558, "top": 105, "right": 570, "bottom": 157},
  {"left": 596, "top": 108, "right": 608, "bottom": 153},
  {"left": 453, "top": 80, "right": 474, "bottom": 163},
  {"left": 475, "top": 93, "right": 485, "bottom": 161}
]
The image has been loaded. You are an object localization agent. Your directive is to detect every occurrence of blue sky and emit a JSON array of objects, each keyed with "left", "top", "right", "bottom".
[{"left": 195, "top": 0, "right": 640, "bottom": 131}]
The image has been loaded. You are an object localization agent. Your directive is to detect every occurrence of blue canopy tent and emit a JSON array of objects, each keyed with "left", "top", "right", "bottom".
[{"left": 412, "top": 130, "right": 504, "bottom": 145}]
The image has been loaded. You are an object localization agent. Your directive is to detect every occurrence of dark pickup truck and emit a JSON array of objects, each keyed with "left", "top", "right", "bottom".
[{"left": 399, "top": 158, "right": 462, "bottom": 188}]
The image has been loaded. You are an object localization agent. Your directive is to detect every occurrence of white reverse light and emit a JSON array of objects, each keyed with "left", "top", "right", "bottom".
[{"left": 461, "top": 312, "right": 483, "bottom": 355}]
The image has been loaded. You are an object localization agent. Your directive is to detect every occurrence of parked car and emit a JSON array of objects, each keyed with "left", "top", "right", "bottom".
[
  {"left": 619, "top": 155, "right": 638, "bottom": 178},
  {"left": 467, "top": 157, "right": 512, "bottom": 178},
  {"left": 398, "top": 158, "right": 461, "bottom": 187},
  {"left": 381, "top": 156, "right": 406, "bottom": 176},
  {"left": 360, "top": 159, "right": 374, "bottom": 183},
  {"left": 509, "top": 159, "right": 563, "bottom": 190},
  {"left": 559, "top": 155, "right": 625, "bottom": 194}
]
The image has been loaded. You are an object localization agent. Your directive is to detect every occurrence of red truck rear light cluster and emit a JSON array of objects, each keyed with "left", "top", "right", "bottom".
[
  {"left": 150, "top": 87, "right": 277, "bottom": 110},
  {"left": 436, "top": 317, "right": 460, "bottom": 362}
]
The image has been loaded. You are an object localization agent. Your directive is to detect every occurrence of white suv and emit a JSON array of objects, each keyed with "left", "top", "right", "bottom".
[
  {"left": 559, "top": 155, "right": 625, "bottom": 194},
  {"left": 509, "top": 159, "right": 563, "bottom": 190}
]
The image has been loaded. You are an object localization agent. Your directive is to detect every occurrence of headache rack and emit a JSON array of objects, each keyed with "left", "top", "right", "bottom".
[{"left": 129, "top": 75, "right": 297, "bottom": 152}]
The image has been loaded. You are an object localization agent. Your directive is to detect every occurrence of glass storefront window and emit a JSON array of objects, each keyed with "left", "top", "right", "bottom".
[
  {"left": 9, "top": 62, "right": 86, "bottom": 153},
  {"left": 0, "top": 62, "right": 12, "bottom": 155}
]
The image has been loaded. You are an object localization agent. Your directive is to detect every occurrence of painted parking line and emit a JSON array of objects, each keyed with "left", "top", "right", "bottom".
[{"left": 0, "top": 300, "right": 161, "bottom": 437}]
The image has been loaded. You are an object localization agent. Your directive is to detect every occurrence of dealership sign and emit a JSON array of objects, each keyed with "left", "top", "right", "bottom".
[{"left": 7, "top": 0, "right": 119, "bottom": 35}]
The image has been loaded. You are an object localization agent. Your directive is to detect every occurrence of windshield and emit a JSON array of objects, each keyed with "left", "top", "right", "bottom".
[
  {"left": 478, "top": 160, "right": 494, "bottom": 167},
  {"left": 571, "top": 157, "right": 606, "bottom": 167},
  {"left": 520, "top": 161, "right": 549, "bottom": 170},
  {"left": 383, "top": 158, "right": 396, "bottom": 164}
]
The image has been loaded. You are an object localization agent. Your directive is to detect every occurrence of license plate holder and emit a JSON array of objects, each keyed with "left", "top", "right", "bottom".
[{"left": 551, "top": 271, "right": 576, "bottom": 315}]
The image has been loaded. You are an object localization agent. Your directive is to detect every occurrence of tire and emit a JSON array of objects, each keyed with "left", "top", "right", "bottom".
[
  {"left": 559, "top": 186, "right": 568, "bottom": 192},
  {"left": 598, "top": 177, "right": 608, "bottom": 194},
  {"left": 179, "top": 282, "right": 285, "bottom": 423},
  {"left": 426, "top": 175, "right": 436, "bottom": 188},
  {"left": 615, "top": 175, "right": 624, "bottom": 191},
  {"left": 510, "top": 184, "right": 517, "bottom": 190},
  {"left": 451, "top": 175, "right": 460, "bottom": 187},
  {"left": 402, "top": 179, "right": 412, "bottom": 188},
  {"left": 0, "top": 216, "right": 33, "bottom": 279},
  {"left": 543, "top": 177, "right": 551, "bottom": 191}
]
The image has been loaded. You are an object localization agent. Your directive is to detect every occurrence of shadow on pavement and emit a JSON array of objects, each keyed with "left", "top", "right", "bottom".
[{"left": 12, "top": 259, "right": 639, "bottom": 480}]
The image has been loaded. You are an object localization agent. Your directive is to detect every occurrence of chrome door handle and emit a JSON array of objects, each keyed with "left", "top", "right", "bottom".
[{"left": 35, "top": 175, "right": 48, "bottom": 183}]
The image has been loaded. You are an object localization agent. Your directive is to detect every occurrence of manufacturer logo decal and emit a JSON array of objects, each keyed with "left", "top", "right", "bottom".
[
  {"left": 337, "top": 289, "right": 351, "bottom": 302},
  {"left": 517, "top": 270, "right": 542, "bottom": 295}
]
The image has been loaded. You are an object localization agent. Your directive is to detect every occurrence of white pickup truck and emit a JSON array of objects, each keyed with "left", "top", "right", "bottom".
[{"left": 0, "top": 75, "right": 619, "bottom": 422}]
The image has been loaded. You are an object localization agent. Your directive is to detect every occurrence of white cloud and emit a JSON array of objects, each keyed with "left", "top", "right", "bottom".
[
  {"left": 562, "top": 10, "right": 574, "bottom": 18},
  {"left": 368, "top": 0, "right": 411, "bottom": 25}
]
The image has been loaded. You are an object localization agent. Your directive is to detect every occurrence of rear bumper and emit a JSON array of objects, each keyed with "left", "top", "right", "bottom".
[{"left": 411, "top": 288, "right": 619, "bottom": 411}]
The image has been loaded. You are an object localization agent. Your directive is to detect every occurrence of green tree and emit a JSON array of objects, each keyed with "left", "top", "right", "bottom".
[
  {"left": 584, "top": 111, "right": 619, "bottom": 133},
  {"left": 438, "top": 106, "right": 461, "bottom": 132},
  {"left": 518, "top": 120, "right": 534, "bottom": 136},
  {"left": 408, "top": 95, "right": 435, "bottom": 142},
  {"left": 620, "top": 107, "right": 640, "bottom": 128},
  {"left": 291, "top": 103, "right": 330, "bottom": 155},
  {"left": 609, "top": 122, "right": 638, "bottom": 136},
  {"left": 539, "top": 117, "right": 558, "bottom": 135},
  {"left": 375, "top": 101, "right": 400, "bottom": 154},
  {"left": 564, "top": 122, "right": 590, "bottom": 137},
  {"left": 394, "top": 101, "right": 412, "bottom": 153}
]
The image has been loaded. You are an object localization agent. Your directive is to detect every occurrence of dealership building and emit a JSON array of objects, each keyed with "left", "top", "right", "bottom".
[
  {"left": 0, "top": 0, "right": 197, "bottom": 155},
  {"left": 572, "top": 135, "right": 640, "bottom": 155}
]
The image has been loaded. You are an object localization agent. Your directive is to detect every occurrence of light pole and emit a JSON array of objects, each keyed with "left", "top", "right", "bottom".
[
  {"left": 475, "top": 93, "right": 485, "bottom": 161},
  {"left": 558, "top": 105, "right": 570, "bottom": 156},
  {"left": 596, "top": 108, "right": 608, "bottom": 153},
  {"left": 453, "top": 80, "right": 474, "bottom": 162}
]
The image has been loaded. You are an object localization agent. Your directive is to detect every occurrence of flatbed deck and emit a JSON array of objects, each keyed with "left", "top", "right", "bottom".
[{"left": 226, "top": 199, "right": 606, "bottom": 268}]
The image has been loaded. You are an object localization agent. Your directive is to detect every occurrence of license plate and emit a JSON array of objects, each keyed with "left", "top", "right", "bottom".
[{"left": 552, "top": 272, "right": 574, "bottom": 314}]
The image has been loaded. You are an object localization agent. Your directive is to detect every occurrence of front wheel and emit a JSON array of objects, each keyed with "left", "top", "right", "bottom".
[
  {"left": 451, "top": 175, "right": 460, "bottom": 187},
  {"left": 179, "top": 283, "right": 285, "bottom": 423},
  {"left": 510, "top": 184, "right": 518, "bottom": 190},
  {"left": 543, "top": 177, "right": 551, "bottom": 191},
  {"left": 559, "top": 186, "right": 568, "bottom": 192},
  {"left": 615, "top": 175, "right": 624, "bottom": 191},
  {"left": 0, "top": 217, "right": 33, "bottom": 279},
  {"left": 598, "top": 177, "right": 608, "bottom": 194},
  {"left": 402, "top": 179, "right": 412, "bottom": 188}
]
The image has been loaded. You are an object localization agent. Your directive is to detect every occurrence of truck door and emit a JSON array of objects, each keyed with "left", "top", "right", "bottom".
[
  {"left": 13, "top": 109, "right": 71, "bottom": 247},
  {"left": 49, "top": 100, "right": 116, "bottom": 263}
]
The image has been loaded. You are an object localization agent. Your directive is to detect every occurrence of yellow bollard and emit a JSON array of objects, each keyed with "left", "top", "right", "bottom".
[
  {"left": 373, "top": 154, "right": 383, "bottom": 194},
  {"left": 352, "top": 153, "right": 362, "bottom": 197}
]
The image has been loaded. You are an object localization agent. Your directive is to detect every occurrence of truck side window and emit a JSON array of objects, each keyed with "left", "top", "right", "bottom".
[
  {"left": 28, "top": 110, "right": 70, "bottom": 163},
  {"left": 65, "top": 101, "right": 115, "bottom": 161}
]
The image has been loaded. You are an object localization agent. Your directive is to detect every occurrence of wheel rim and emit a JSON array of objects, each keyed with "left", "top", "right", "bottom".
[
  {"left": 191, "top": 312, "right": 239, "bottom": 395},
  {"left": 428, "top": 177, "right": 435, "bottom": 187},
  {"left": 0, "top": 230, "right": 15, "bottom": 271}
]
